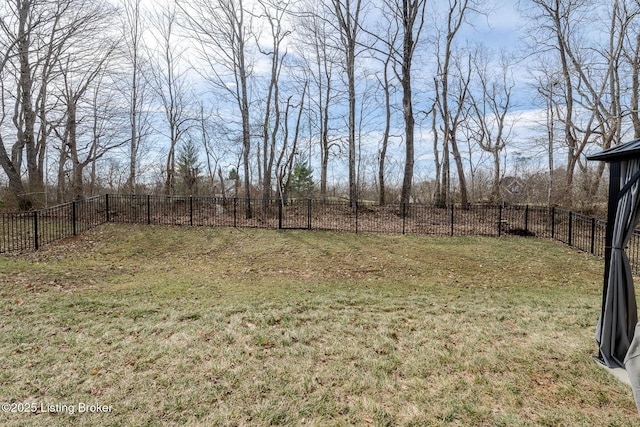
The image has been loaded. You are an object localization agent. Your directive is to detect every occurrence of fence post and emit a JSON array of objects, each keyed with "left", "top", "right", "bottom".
[
  {"left": 591, "top": 217, "right": 596, "bottom": 254},
  {"left": 189, "top": 196, "right": 194, "bottom": 227},
  {"left": 568, "top": 211, "right": 573, "bottom": 246},
  {"left": 278, "top": 199, "right": 283, "bottom": 229},
  {"left": 72, "top": 200, "right": 77, "bottom": 236},
  {"left": 105, "top": 194, "right": 110, "bottom": 223},
  {"left": 551, "top": 207, "right": 556, "bottom": 239},
  {"left": 307, "top": 198, "right": 312, "bottom": 230},
  {"left": 450, "top": 205, "right": 454, "bottom": 236},
  {"left": 33, "top": 211, "right": 39, "bottom": 250},
  {"left": 498, "top": 205, "right": 503, "bottom": 237},
  {"left": 525, "top": 205, "right": 529, "bottom": 235},
  {"left": 233, "top": 198, "right": 237, "bottom": 228}
]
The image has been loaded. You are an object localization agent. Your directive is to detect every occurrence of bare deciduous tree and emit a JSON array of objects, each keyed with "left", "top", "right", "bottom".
[
  {"left": 364, "top": 0, "right": 426, "bottom": 206},
  {"left": 0, "top": 5, "right": 28, "bottom": 209},
  {"left": 293, "top": 1, "right": 341, "bottom": 200},
  {"left": 468, "top": 48, "right": 516, "bottom": 202},
  {"left": 432, "top": 0, "right": 479, "bottom": 208},
  {"left": 47, "top": 0, "right": 118, "bottom": 201},
  {"left": 178, "top": 0, "right": 254, "bottom": 217},
  {"left": 121, "top": 0, "right": 147, "bottom": 194},
  {"left": 525, "top": 0, "right": 639, "bottom": 205},
  {"left": 57, "top": 42, "right": 116, "bottom": 201},
  {"left": 276, "top": 83, "right": 307, "bottom": 201},
  {"left": 256, "top": 0, "right": 291, "bottom": 206},
  {"left": 148, "top": 3, "right": 191, "bottom": 196},
  {"left": 0, "top": 0, "right": 119, "bottom": 208},
  {"left": 330, "top": 0, "right": 365, "bottom": 207},
  {"left": 398, "top": 0, "right": 427, "bottom": 208}
]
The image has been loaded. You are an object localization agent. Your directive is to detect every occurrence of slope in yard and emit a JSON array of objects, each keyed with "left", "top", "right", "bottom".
[{"left": 0, "top": 224, "right": 637, "bottom": 426}]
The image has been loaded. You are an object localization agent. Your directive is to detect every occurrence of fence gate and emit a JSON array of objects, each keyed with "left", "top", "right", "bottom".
[{"left": 279, "top": 199, "right": 312, "bottom": 230}]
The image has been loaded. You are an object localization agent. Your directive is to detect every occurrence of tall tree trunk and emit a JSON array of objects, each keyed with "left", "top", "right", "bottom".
[
  {"left": 399, "top": 0, "right": 425, "bottom": 208},
  {"left": 347, "top": 43, "right": 357, "bottom": 206},
  {"left": 128, "top": 67, "right": 138, "bottom": 194},
  {"left": 56, "top": 137, "right": 68, "bottom": 203},
  {"left": 0, "top": 136, "right": 30, "bottom": 210},
  {"left": 125, "top": 0, "right": 143, "bottom": 195},
  {"left": 260, "top": 2, "right": 286, "bottom": 208},
  {"left": 378, "top": 60, "right": 391, "bottom": 206},
  {"left": 239, "top": 50, "right": 252, "bottom": 217},
  {"left": 449, "top": 132, "right": 468, "bottom": 207},
  {"left": 67, "top": 100, "right": 84, "bottom": 201},
  {"left": 332, "top": 0, "right": 362, "bottom": 208},
  {"left": 401, "top": 78, "right": 414, "bottom": 208},
  {"left": 320, "top": 75, "right": 331, "bottom": 199},
  {"left": 440, "top": 138, "right": 450, "bottom": 206},
  {"left": 492, "top": 150, "right": 501, "bottom": 201},
  {"left": 165, "top": 148, "right": 175, "bottom": 195},
  {"left": 17, "top": 0, "right": 44, "bottom": 206},
  {"left": 430, "top": 104, "right": 442, "bottom": 205}
]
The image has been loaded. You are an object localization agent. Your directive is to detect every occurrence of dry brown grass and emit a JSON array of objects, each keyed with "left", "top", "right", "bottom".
[{"left": 0, "top": 224, "right": 638, "bottom": 426}]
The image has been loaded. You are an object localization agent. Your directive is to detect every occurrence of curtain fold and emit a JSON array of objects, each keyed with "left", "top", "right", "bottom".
[{"left": 597, "top": 158, "right": 640, "bottom": 368}]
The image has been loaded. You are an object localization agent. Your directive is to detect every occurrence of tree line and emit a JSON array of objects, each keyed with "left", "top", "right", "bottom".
[{"left": 1, "top": 0, "right": 639, "bottom": 213}]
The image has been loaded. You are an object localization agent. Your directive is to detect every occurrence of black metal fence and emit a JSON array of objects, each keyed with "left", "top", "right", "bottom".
[
  {"left": 0, "top": 193, "right": 628, "bottom": 272},
  {"left": 1, "top": 195, "right": 107, "bottom": 253}
]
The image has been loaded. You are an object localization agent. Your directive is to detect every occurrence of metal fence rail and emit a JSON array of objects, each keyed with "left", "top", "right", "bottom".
[
  {"left": 0, "top": 193, "right": 633, "bottom": 272},
  {"left": 0, "top": 195, "right": 107, "bottom": 253},
  {"left": 1, "top": 211, "right": 36, "bottom": 253}
]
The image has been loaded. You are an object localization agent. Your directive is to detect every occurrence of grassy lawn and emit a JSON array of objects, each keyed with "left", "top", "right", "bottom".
[{"left": 0, "top": 224, "right": 638, "bottom": 426}]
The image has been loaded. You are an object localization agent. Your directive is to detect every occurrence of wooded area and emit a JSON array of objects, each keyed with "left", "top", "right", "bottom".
[{"left": 0, "top": 0, "right": 638, "bottom": 213}]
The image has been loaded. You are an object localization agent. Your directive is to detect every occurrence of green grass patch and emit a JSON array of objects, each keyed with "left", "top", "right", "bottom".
[{"left": 0, "top": 224, "right": 638, "bottom": 426}]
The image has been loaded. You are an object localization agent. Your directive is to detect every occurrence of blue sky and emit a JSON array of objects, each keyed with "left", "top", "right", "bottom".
[
  {"left": 135, "top": 0, "right": 549, "bottom": 189},
  {"left": 5, "top": 0, "right": 567, "bottom": 192}
]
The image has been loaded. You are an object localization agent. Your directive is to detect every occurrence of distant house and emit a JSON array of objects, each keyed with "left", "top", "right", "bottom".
[
  {"left": 213, "top": 179, "right": 238, "bottom": 198},
  {"left": 213, "top": 179, "right": 262, "bottom": 199},
  {"left": 500, "top": 176, "right": 526, "bottom": 203},
  {"left": 241, "top": 184, "right": 262, "bottom": 199}
]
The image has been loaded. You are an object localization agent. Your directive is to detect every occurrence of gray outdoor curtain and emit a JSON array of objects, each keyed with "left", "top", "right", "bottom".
[
  {"left": 597, "top": 158, "right": 640, "bottom": 368},
  {"left": 625, "top": 327, "right": 640, "bottom": 413}
]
